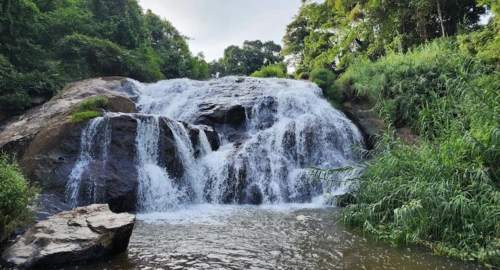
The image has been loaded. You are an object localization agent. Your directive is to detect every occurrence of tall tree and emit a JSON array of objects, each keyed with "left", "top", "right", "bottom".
[
  {"left": 284, "top": 0, "right": 485, "bottom": 76},
  {"left": 213, "top": 40, "right": 284, "bottom": 76}
]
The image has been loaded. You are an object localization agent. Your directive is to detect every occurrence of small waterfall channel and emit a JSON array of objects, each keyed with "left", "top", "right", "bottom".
[
  {"left": 66, "top": 77, "right": 364, "bottom": 211},
  {"left": 66, "top": 117, "right": 111, "bottom": 208}
]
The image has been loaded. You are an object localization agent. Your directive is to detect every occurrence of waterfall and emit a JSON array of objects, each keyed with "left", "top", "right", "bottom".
[
  {"left": 198, "top": 129, "right": 213, "bottom": 156},
  {"left": 66, "top": 117, "right": 110, "bottom": 208},
  {"left": 135, "top": 77, "right": 364, "bottom": 209},
  {"left": 67, "top": 77, "right": 364, "bottom": 212},
  {"left": 136, "top": 116, "right": 187, "bottom": 212}
]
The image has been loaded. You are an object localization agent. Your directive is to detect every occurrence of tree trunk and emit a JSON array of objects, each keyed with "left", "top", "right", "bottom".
[{"left": 437, "top": 0, "right": 446, "bottom": 37}]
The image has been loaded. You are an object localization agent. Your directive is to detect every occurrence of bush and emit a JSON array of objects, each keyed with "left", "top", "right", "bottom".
[
  {"left": 76, "top": 97, "right": 108, "bottom": 112},
  {"left": 309, "top": 68, "right": 342, "bottom": 104},
  {"left": 297, "top": 72, "right": 309, "bottom": 80},
  {"left": 0, "top": 153, "right": 39, "bottom": 241},
  {"left": 70, "top": 97, "right": 108, "bottom": 122},
  {"left": 250, "top": 64, "right": 287, "bottom": 78},
  {"left": 335, "top": 39, "right": 482, "bottom": 129}
]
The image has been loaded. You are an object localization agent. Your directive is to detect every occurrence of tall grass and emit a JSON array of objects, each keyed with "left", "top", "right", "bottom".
[
  {"left": 321, "top": 38, "right": 500, "bottom": 267},
  {"left": 336, "top": 39, "right": 482, "bottom": 129}
]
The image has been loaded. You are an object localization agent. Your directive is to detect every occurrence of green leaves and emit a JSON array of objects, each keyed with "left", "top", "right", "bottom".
[
  {"left": 211, "top": 40, "right": 285, "bottom": 77},
  {"left": 0, "top": 0, "right": 207, "bottom": 116},
  {"left": 315, "top": 37, "right": 500, "bottom": 266},
  {"left": 0, "top": 153, "right": 39, "bottom": 241}
]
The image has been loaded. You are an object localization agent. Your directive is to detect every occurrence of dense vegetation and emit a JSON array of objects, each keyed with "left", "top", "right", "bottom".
[
  {"left": 1, "top": 0, "right": 499, "bottom": 266},
  {"left": 0, "top": 153, "right": 39, "bottom": 241},
  {"left": 284, "top": 0, "right": 485, "bottom": 76},
  {"left": 209, "top": 40, "right": 286, "bottom": 77},
  {"left": 0, "top": 0, "right": 209, "bottom": 113},
  {"left": 297, "top": 0, "right": 500, "bottom": 266}
]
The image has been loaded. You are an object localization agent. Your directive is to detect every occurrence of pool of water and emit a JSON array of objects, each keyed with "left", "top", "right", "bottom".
[{"left": 64, "top": 204, "right": 485, "bottom": 270}]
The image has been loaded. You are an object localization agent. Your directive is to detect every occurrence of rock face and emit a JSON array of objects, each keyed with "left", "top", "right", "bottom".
[
  {"left": 0, "top": 77, "right": 219, "bottom": 214},
  {"left": 342, "top": 101, "right": 385, "bottom": 149},
  {"left": 342, "top": 100, "right": 419, "bottom": 148},
  {"left": 1, "top": 204, "right": 135, "bottom": 268},
  {"left": 0, "top": 77, "right": 136, "bottom": 159}
]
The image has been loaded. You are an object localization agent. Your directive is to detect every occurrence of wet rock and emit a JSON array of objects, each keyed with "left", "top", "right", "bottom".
[
  {"left": 342, "top": 101, "right": 385, "bottom": 149},
  {"left": 20, "top": 112, "right": 219, "bottom": 213},
  {"left": 1, "top": 204, "right": 135, "bottom": 268},
  {"left": 246, "top": 184, "right": 263, "bottom": 205},
  {"left": 35, "top": 193, "right": 72, "bottom": 222},
  {"left": 0, "top": 77, "right": 136, "bottom": 162}
]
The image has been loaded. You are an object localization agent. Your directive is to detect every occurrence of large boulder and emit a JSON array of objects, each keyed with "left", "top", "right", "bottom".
[
  {"left": 0, "top": 77, "right": 136, "bottom": 160},
  {"left": 1, "top": 204, "right": 135, "bottom": 268}
]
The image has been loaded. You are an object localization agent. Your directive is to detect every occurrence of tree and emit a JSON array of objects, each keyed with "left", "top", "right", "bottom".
[
  {"left": 0, "top": 0, "right": 207, "bottom": 113},
  {"left": 214, "top": 40, "right": 285, "bottom": 76},
  {"left": 283, "top": 0, "right": 486, "bottom": 76}
]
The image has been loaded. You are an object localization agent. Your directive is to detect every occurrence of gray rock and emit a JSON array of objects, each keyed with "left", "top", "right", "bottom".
[
  {"left": 342, "top": 101, "right": 385, "bottom": 149},
  {"left": 2, "top": 204, "right": 135, "bottom": 268},
  {"left": 0, "top": 77, "right": 136, "bottom": 161}
]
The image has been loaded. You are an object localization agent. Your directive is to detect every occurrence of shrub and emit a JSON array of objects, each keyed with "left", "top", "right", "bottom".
[
  {"left": 297, "top": 72, "right": 309, "bottom": 80},
  {"left": 0, "top": 153, "right": 39, "bottom": 241},
  {"left": 76, "top": 97, "right": 108, "bottom": 112},
  {"left": 309, "top": 68, "right": 342, "bottom": 104},
  {"left": 250, "top": 64, "right": 287, "bottom": 78},
  {"left": 335, "top": 39, "right": 481, "bottom": 129},
  {"left": 70, "top": 97, "right": 108, "bottom": 122}
]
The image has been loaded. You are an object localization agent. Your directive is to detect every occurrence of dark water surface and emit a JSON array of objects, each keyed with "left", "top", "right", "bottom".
[{"left": 60, "top": 204, "right": 486, "bottom": 270}]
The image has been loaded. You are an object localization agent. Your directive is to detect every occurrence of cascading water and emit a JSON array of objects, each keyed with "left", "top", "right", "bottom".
[
  {"left": 66, "top": 117, "right": 111, "bottom": 208},
  {"left": 135, "top": 116, "right": 187, "bottom": 212},
  {"left": 135, "top": 77, "right": 364, "bottom": 211},
  {"left": 65, "top": 77, "right": 364, "bottom": 212},
  {"left": 60, "top": 78, "right": 486, "bottom": 270}
]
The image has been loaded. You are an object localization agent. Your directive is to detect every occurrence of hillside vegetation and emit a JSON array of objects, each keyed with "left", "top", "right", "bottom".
[
  {"left": 0, "top": 0, "right": 210, "bottom": 113},
  {"left": 290, "top": 0, "right": 500, "bottom": 266}
]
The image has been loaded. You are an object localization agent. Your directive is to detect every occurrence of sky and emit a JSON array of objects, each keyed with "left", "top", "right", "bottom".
[{"left": 137, "top": 0, "right": 307, "bottom": 62}]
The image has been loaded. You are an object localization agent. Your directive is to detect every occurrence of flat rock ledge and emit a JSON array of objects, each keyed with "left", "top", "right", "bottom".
[{"left": 1, "top": 204, "right": 135, "bottom": 268}]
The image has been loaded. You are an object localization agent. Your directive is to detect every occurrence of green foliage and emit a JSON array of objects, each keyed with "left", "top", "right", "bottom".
[
  {"left": 250, "top": 64, "right": 287, "bottom": 78},
  {"left": 0, "top": 153, "right": 39, "bottom": 241},
  {"left": 297, "top": 72, "right": 309, "bottom": 80},
  {"left": 209, "top": 40, "right": 285, "bottom": 77},
  {"left": 336, "top": 39, "right": 480, "bottom": 129},
  {"left": 70, "top": 110, "right": 102, "bottom": 122},
  {"left": 310, "top": 68, "right": 342, "bottom": 104},
  {"left": 315, "top": 37, "right": 500, "bottom": 266},
  {"left": 70, "top": 97, "right": 107, "bottom": 122},
  {"left": 0, "top": 0, "right": 204, "bottom": 114},
  {"left": 76, "top": 97, "right": 108, "bottom": 112},
  {"left": 283, "top": 0, "right": 485, "bottom": 74}
]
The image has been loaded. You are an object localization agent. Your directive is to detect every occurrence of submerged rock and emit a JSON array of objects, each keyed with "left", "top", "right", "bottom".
[{"left": 1, "top": 204, "right": 135, "bottom": 268}]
